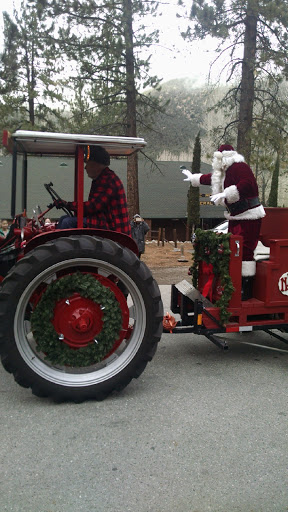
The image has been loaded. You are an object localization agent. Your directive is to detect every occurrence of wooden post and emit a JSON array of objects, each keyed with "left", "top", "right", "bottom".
[
  {"left": 173, "top": 228, "right": 177, "bottom": 248},
  {"left": 157, "top": 227, "right": 161, "bottom": 247}
]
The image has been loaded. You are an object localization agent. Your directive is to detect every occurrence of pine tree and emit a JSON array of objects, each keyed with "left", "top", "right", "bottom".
[
  {"left": 187, "top": 132, "right": 201, "bottom": 237},
  {"left": 0, "top": 0, "right": 66, "bottom": 131},
  {"left": 46, "top": 0, "right": 163, "bottom": 217},
  {"left": 251, "top": 79, "right": 288, "bottom": 203},
  {"left": 142, "top": 78, "right": 205, "bottom": 160},
  {"left": 179, "top": 0, "right": 288, "bottom": 163},
  {"left": 267, "top": 153, "right": 280, "bottom": 207}
]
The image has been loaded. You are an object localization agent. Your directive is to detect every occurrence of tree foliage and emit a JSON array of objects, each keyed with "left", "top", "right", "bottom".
[
  {"left": 141, "top": 78, "right": 206, "bottom": 159},
  {"left": 267, "top": 153, "right": 280, "bottom": 207},
  {"left": 0, "top": 0, "right": 165, "bottom": 217},
  {"left": 250, "top": 78, "right": 288, "bottom": 204},
  {"left": 45, "top": 0, "right": 163, "bottom": 136},
  {"left": 0, "top": 0, "right": 66, "bottom": 131},
  {"left": 179, "top": 0, "right": 288, "bottom": 163},
  {"left": 45, "top": 0, "right": 164, "bottom": 216}
]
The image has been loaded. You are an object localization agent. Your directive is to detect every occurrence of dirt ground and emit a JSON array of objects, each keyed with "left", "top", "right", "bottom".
[{"left": 140, "top": 241, "right": 193, "bottom": 284}]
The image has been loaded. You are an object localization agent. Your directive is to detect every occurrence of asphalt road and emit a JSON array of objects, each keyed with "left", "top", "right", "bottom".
[{"left": 1, "top": 285, "right": 288, "bottom": 512}]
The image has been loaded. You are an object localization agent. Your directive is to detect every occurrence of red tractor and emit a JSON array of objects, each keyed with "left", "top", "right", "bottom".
[
  {"left": 0, "top": 130, "right": 163, "bottom": 402},
  {"left": 1, "top": 130, "right": 287, "bottom": 402}
]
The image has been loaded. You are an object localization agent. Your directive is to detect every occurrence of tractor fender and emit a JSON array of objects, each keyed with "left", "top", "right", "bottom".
[{"left": 24, "top": 228, "right": 139, "bottom": 256}]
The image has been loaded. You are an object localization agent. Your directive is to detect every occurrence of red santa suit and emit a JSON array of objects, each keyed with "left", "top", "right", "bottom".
[{"left": 183, "top": 145, "right": 265, "bottom": 277}]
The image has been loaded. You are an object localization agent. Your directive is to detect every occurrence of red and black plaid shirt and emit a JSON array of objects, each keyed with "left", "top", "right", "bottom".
[{"left": 68, "top": 167, "right": 131, "bottom": 235}]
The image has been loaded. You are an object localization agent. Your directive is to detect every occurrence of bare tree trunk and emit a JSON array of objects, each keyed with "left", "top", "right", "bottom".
[
  {"left": 268, "top": 153, "right": 280, "bottom": 207},
  {"left": 123, "top": 0, "right": 139, "bottom": 217},
  {"left": 127, "top": 151, "right": 140, "bottom": 216},
  {"left": 237, "top": 0, "right": 258, "bottom": 164},
  {"left": 24, "top": 38, "right": 35, "bottom": 126}
]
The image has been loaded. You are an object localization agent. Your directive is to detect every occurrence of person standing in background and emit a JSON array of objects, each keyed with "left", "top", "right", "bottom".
[
  {"left": 130, "top": 214, "right": 150, "bottom": 258},
  {"left": 0, "top": 219, "right": 16, "bottom": 277},
  {"left": 0, "top": 219, "right": 10, "bottom": 238}
]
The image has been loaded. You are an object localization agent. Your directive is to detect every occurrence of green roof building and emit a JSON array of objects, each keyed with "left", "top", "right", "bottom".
[{"left": 0, "top": 155, "right": 225, "bottom": 240}]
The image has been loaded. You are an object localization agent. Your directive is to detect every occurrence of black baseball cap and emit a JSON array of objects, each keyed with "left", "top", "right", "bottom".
[{"left": 84, "top": 145, "right": 110, "bottom": 165}]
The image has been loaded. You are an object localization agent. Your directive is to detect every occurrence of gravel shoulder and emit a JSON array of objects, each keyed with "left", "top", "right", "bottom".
[{"left": 148, "top": 265, "right": 190, "bottom": 285}]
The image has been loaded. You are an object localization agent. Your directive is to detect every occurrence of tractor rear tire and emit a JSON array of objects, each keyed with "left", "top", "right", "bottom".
[{"left": 0, "top": 235, "right": 163, "bottom": 402}]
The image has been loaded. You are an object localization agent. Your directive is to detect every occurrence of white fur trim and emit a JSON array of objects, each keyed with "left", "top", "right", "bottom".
[
  {"left": 190, "top": 173, "right": 202, "bottom": 187},
  {"left": 224, "top": 204, "right": 266, "bottom": 221},
  {"left": 221, "top": 151, "right": 245, "bottom": 171},
  {"left": 242, "top": 260, "right": 256, "bottom": 277},
  {"left": 224, "top": 185, "right": 240, "bottom": 204}
]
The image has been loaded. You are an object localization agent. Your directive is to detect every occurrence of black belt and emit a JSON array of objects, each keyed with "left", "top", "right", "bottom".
[{"left": 226, "top": 196, "right": 261, "bottom": 216}]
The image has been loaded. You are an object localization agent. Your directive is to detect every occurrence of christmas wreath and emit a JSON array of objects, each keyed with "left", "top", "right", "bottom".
[
  {"left": 30, "top": 272, "right": 123, "bottom": 367},
  {"left": 190, "top": 229, "right": 234, "bottom": 325}
]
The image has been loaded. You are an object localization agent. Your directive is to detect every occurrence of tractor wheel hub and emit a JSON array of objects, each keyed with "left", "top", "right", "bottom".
[{"left": 53, "top": 293, "right": 103, "bottom": 349}]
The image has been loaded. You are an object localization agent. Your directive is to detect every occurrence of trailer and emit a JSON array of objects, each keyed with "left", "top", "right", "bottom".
[{"left": 168, "top": 207, "right": 288, "bottom": 351}]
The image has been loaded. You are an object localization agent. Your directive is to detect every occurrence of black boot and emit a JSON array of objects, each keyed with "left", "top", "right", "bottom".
[{"left": 241, "top": 277, "right": 254, "bottom": 301}]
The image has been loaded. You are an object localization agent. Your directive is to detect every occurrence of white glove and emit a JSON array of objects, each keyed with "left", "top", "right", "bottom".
[
  {"left": 182, "top": 169, "right": 193, "bottom": 181},
  {"left": 210, "top": 192, "right": 226, "bottom": 205}
]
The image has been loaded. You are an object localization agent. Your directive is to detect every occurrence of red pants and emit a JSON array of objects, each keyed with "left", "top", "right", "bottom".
[{"left": 228, "top": 219, "right": 262, "bottom": 261}]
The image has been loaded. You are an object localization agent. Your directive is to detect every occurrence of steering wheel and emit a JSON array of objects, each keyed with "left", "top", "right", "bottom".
[{"left": 44, "top": 182, "right": 73, "bottom": 217}]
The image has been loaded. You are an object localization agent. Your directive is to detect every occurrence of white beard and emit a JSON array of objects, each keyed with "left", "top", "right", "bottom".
[{"left": 211, "top": 150, "right": 245, "bottom": 195}]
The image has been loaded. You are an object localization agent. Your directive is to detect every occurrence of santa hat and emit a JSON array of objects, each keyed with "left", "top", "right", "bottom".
[
  {"left": 213, "top": 144, "right": 236, "bottom": 162},
  {"left": 218, "top": 144, "right": 234, "bottom": 152}
]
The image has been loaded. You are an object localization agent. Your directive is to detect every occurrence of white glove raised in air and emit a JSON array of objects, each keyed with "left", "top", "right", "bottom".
[
  {"left": 210, "top": 192, "right": 226, "bottom": 205},
  {"left": 182, "top": 169, "right": 193, "bottom": 181}
]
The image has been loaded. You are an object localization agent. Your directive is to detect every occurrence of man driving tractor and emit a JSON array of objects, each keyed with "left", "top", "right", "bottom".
[{"left": 56, "top": 145, "right": 131, "bottom": 236}]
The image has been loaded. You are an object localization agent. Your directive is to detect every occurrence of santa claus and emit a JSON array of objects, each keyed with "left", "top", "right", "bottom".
[{"left": 182, "top": 144, "right": 266, "bottom": 300}]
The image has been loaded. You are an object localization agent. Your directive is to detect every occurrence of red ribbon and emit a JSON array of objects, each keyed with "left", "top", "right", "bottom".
[{"left": 201, "top": 262, "right": 215, "bottom": 301}]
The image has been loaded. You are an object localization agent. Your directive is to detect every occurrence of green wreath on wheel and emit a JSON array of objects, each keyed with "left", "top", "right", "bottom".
[{"left": 30, "top": 272, "right": 123, "bottom": 367}]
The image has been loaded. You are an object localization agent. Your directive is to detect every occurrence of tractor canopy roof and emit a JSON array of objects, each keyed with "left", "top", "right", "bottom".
[
  {"left": 3, "top": 130, "right": 147, "bottom": 157},
  {"left": 2, "top": 130, "right": 147, "bottom": 219}
]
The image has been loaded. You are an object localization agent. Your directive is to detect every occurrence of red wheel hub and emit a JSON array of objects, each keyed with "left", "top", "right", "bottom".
[
  {"left": 51, "top": 274, "right": 131, "bottom": 353},
  {"left": 53, "top": 294, "right": 103, "bottom": 349}
]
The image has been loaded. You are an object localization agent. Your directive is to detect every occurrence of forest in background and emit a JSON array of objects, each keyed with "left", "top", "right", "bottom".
[{"left": 1, "top": 0, "right": 288, "bottom": 209}]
